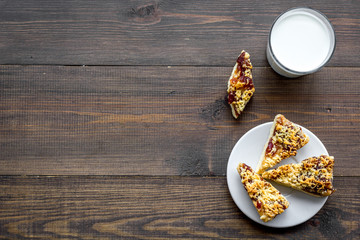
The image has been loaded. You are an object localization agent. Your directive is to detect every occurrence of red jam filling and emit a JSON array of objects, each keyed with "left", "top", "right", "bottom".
[
  {"left": 240, "top": 75, "right": 254, "bottom": 90},
  {"left": 243, "top": 163, "right": 252, "bottom": 172},
  {"left": 236, "top": 51, "right": 251, "bottom": 72},
  {"left": 228, "top": 91, "right": 235, "bottom": 104},
  {"left": 256, "top": 200, "right": 262, "bottom": 209},
  {"left": 266, "top": 141, "right": 274, "bottom": 153},
  {"left": 228, "top": 52, "right": 253, "bottom": 104}
]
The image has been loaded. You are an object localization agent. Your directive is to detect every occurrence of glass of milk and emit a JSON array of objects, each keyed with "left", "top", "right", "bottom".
[{"left": 266, "top": 7, "right": 336, "bottom": 78}]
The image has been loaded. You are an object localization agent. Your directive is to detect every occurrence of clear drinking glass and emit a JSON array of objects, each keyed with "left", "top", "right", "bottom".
[{"left": 266, "top": 7, "right": 336, "bottom": 78}]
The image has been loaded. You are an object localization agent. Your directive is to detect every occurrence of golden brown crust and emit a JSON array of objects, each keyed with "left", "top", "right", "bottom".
[
  {"left": 257, "top": 114, "right": 309, "bottom": 174},
  {"left": 227, "top": 50, "right": 255, "bottom": 119},
  {"left": 262, "top": 155, "right": 336, "bottom": 197},
  {"left": 237, "top": 163, "right": 289, "bottom": 222}
]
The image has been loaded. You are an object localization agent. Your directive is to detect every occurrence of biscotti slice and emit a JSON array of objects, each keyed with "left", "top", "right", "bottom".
[
  {"left": 227, "top": 50, "right": 255, "bottom": 119},
  {"left": 256, "top": 114, "right": 309, "bottom": 174},
  {"left": 237, "top": 163, "right": 289, "bottom": 222},
  {"left": 262, "top": 155, "right": 336, "bottom": 197}
]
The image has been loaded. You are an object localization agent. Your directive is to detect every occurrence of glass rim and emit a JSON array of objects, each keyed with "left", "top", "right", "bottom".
[{"left": 268, "top": 7, "right": 336, "bottom": 75}]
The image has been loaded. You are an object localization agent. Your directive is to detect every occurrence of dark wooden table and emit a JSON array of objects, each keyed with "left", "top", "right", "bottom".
[{"left": 1, "top": 0, "right": 359, "bottom": 239}]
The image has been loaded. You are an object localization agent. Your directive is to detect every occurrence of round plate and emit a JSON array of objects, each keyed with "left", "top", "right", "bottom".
[{"left": 227, "top": 122, "right": 329, "bottom": 228}]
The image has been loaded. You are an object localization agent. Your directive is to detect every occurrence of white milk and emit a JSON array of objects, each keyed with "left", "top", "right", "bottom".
[{"left": 267, "top": 8, "right": 335, "bottom": 78}]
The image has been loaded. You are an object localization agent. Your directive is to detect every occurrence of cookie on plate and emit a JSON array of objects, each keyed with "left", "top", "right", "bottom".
[
  {"left": 237, "top": 163, "right": 289, "bottom": 222},
  {"left": 262, "top": 155, "right": 336, "bottom": 197},
  {"left": 256, "top": 114, "right": 309, "bottom": 174}
]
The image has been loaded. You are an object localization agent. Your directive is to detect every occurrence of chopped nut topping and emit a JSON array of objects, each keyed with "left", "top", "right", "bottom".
[
  {"left": 237, "top": 163, "right": 289, "bottom": 222},
  {"left": 257, "top": 114, "right": 309, "bottom": 174},
  {"left": 262, "top": 155, "right": 336, "bottom": 197},
  {"left": 227, "top": 50, "right": 255, "bottom": 118}
]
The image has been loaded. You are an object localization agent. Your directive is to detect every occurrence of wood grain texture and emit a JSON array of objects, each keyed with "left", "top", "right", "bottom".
[
  {"left": 1, "top": 65, "right": 359, "bottom": 176},
  {"left": 0, "top": 0, "right": 359, "bottom": 66},
  {"left": 0, "top": 176, "right": 358, "bottom": 240},
  {"left": 1, "top": 1, "right": 359, "bottom": 238}
]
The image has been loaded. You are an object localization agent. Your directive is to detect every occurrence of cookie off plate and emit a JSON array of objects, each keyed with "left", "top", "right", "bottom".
[{"left": 226, "top": 122, "right": 329, "bottom": 228}]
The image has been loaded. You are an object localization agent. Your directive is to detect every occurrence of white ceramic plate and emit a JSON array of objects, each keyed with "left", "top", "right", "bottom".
[{"left": 227, "top": 122, "right": 329, "bottom": 228}]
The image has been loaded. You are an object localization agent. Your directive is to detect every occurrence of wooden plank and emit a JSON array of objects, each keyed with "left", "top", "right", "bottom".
[
  {"left": 0, "top": 176, "right": 358, "bottom": 239},
  {"left": 1, "top": 65, "right": 359, "bottom": 176},
  {"left": 0, "top": 0, "right": 359, "bottom": 66}
]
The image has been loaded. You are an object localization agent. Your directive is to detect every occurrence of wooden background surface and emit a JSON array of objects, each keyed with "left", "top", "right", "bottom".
[{"left": 0, "top": 0, "right": 359, "bottom": 239}]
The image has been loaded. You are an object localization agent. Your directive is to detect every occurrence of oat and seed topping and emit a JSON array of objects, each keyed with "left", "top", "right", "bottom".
[
  {"left": 237, "top": 163, "right": 289, "bottom": 222},
  {"left": 257, "top": 114, "right": 309, "bottom": 174},
  {"left": 262, "top": 155, "right": 335, "bottom": 197},
  {"left": 227, "top": 50, "right": 255, "bottom": 119}
]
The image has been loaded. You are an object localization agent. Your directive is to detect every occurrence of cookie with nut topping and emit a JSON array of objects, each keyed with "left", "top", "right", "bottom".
[
  {"left": 227, "top": 50, "right": 255, "bottom": 118},
  {"left": 237, "top": 163, "right": 289, "bottom": 222},
  {"left": 262, "top": 155, "right": 336, "bottom": 197}
]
